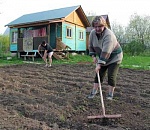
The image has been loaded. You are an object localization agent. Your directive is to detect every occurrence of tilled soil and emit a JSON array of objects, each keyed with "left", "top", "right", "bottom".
[{"left": 0, "top": 63, "right": 149, "bottom": 130}]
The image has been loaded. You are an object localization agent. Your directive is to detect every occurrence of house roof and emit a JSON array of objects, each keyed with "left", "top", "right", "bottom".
[{"left": 5, "top": 5, "right": 90, "bottom": 27}]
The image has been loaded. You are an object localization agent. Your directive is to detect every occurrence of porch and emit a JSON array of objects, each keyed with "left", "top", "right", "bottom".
[{"left": 18, "top": 36, "right": 71, "bottom": 61}]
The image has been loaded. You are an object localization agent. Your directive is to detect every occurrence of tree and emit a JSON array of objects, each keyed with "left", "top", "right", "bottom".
[
  {"left": 0, "top": 34, "right": 10, "bottom": 57},
  {"left": 111, "top": 22, "right": 126, "bottom": 44},
  {"left": 126, "top": 13, "right": 150, "bottom": 46},
  {"left": 111, "top": 13, "right": 150, "bottom": 55}
]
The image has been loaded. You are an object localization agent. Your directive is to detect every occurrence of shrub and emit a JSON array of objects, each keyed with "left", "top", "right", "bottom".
[
  {"left": 0, "top": 35, "right": 10, "bottom": 57},
  {"left": 123, "top": 40, "right": 146, "bottom": 56}
]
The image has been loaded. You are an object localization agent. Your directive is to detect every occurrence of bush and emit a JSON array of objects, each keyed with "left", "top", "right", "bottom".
[
  {"left": 0, "top": 35, "right": 10, "bottom": 57},
  {"left": 123, "top": 40, "right": 146, "bottom": 56}
]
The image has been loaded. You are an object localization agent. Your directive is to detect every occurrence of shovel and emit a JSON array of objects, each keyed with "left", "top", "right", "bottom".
[{"left": 87, "top": 71, "right": 121, "bottom": 119}]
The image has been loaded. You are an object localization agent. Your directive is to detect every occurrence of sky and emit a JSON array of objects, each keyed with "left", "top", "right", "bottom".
[{"left": 0, "top": 0, "right": 149, "bottom": 34}]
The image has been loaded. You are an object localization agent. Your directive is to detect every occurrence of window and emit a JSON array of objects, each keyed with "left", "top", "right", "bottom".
[
  {"left": 79, "top": 31, "right": 84, "bottom": 40},
  {"left": 12, "top": 32, "right": 18, "bottom": 43},
  {"left": 66, "top": 27, "right": 72, "bottom": 38}
]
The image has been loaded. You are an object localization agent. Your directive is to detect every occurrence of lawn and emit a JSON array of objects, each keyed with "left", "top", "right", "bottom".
[{"left": 0, "top": 54, "right": 150, "bottom": 70}]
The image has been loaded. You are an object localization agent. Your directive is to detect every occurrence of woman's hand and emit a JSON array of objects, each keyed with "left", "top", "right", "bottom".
[
  {"left": 92, "top": 56, "right": 97, "bottom": 64},
  {"left": 95, "top": 64, "right": 101, "bottom": 73}
]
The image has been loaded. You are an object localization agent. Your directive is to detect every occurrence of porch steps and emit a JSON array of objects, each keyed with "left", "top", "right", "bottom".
[
  {"left": 53, "top": 51, "right": 69, "bottom": 60},
  {"left": 53, "top": 38, "right": 71, "bottom": 60}
]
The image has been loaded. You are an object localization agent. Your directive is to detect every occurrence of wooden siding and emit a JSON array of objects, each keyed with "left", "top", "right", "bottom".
[
  {"left": 75, "top": 26, "right": 86, "bottom": 51},
  {"left": 65, "top": 11, "right": 84, "bottom": 27},
  {"left": 10, "top": 44, "right": 17, "bottom": 52},
  {"left": 61, "top": 23, "right": 86, "bottom": 51},
  {"left": 62, "top": 22, "right": 75, "bottom": 50},
  {"left": 86, "top": 33, "right": 90, "bottom": 50}
]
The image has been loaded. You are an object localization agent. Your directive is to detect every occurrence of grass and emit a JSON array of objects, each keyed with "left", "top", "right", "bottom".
[
  {"left": 53, "top": 54, "right": 93, "bottom": 64},
  {"left": 0, "top": 56, "right": 24, "bottom": 66},
  {"left": 121, "top": 54, "right": 150, "bottom": 70},
  {"left": 0, "top": 53, "right": 150, "bottom": 70}
]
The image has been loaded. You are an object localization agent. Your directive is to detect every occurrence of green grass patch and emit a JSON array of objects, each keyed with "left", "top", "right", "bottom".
[
  {"left": 0, "top": 53, "right": 149, "bottom": 70},
  {"left": 53, "top": 54, "right": 92, "bottom": 64},
  {"left": 0, "top": 56, "right": 24, "bottom": 66},
  {"left": 121, "top": 54, "right": 150, "bottom": 70}
]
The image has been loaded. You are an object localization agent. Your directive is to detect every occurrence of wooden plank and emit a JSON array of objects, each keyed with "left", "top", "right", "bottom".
[{"left": 53, "top": 52, "right": 61, "bottom": 60}]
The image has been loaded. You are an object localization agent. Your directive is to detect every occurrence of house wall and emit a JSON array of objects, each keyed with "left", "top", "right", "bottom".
[
  {"left": 10, "top": 26, "right": 48, "bottom": 52},
  {"left": 61, "top": 10, "right": 86, "bottom": 51},
  {"left": 61, "top": 22, "right": 86, "bottom": 51},
  {"left": 75, "top": 26, "right": 86, "bottom": 51},
  {"left": 61, "top": 9, "right": 87, "bottom": 51},
  {"left": 66, "top": 11, "right": 84, "bottom": 27},
  {"left": 10, "top": 28, "right": 18, "bottom": 52},
  {"left": 62, "top": 22, "right": 76, "bottom": 50}
]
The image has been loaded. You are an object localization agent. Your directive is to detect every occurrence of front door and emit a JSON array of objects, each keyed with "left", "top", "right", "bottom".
[{"left": 50, "top": 23, "right": 56, "bottom": 49}]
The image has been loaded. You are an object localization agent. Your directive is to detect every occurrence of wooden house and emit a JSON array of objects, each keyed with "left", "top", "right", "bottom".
[{"left": 5, "top": 5, "right": 90, "bottom": 60}]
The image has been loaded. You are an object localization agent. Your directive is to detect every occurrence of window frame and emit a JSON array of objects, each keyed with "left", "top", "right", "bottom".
[
  {"left": 79, "top": 31, "right": 84, "bottom": 40},
  {"left": 12, "top": 31, "right": 18, "bottom": 43},
  {"left": 66, "top": 27, "right": 72, "bottom": 38}
]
